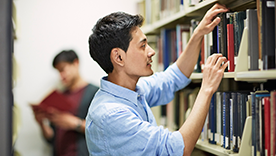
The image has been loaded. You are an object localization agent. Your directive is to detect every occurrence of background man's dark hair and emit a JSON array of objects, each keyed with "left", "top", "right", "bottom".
[
  {"left": 88, "top": 12, "right": 144, "bottom": 74},
  {"left": 52, "top": 50, "right": 79, "bottom": 68}
]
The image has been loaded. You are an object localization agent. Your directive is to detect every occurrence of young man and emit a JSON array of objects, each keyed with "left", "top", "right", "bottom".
[
  {"left": 33, "top": 50, "right": 98, "bottom": 156},
  {"left": 86, "top": 4, "right": 228, "bottom": 156}
]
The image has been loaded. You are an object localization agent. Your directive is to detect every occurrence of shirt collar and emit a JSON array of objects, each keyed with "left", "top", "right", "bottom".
[{"left": 100, "top": 76, "right": 145, "bottom": 106}]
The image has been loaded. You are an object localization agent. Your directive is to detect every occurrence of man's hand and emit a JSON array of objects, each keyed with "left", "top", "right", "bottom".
[
  {"left": 201, "top": 54, "right": 228, "bottom": 94},
  {"left": 176, "top": 3, "right": 228, "bottom": 78},
  {"left": 47, "top": 108, "right": 82, "bottom": 131},
  {"left": 32, "top": 108, "right": 47, "bottom": 126},
  {"left": 194, "top": 3, "right": 228, "bottom": 36}
]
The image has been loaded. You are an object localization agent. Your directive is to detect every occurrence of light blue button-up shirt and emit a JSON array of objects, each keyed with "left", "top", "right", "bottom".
[{"left": 85, "top": 63, "right": 191, "bottom": 156}]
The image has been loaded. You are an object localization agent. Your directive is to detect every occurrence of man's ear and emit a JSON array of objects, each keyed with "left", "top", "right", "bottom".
[
  {"left": 110, "top": 48, "right": 125, "bottom": 67},
  {"left": 73, "top": 59, "right": 79, "bottom": 65}
]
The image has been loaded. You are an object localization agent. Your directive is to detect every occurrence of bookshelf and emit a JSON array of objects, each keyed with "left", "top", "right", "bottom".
[
  {"left": 195, "top": 116, "right": 252, "bottom": 156},
  {"left": 142, "top": 0, "right": 276, "bottom": 156},
  {"left": 141, "top": 0, "right": 255, "bottom": 34}
]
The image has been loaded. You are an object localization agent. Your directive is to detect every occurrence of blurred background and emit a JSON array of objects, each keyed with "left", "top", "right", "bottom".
[{"left": 13, "top": 0, "right": 140, "bottom": 155}]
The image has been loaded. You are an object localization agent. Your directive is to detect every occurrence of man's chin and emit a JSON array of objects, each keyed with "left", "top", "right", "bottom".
[{"left": 140, "top": 71, "right": 154, "bottom": 77}]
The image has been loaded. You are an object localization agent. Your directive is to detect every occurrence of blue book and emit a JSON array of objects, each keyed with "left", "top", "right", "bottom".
[
  {"left": 209, "top": 94, "right": 216, "bottom": 144},
  {"left": 251, "top": 93, "right": 256, "bottom": 156},
  {"left": 231, "top": 92, "right": 239, "bottom": 152},
  {"left": 161, "top": 28, "right": 171, "bottom": 70},
  {"left": 223, "top": 92, "right": 230, "bottom": 149},
  {"left": 240, "top": 93, "right": 248, "bottom": 138}
]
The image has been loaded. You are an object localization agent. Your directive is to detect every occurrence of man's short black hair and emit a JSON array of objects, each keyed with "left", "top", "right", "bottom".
[
  {"left": 88, "top": 12, "right": 144, "bottom": 74},
  {"left": 52, "top": 50, "right": 79, "bottom": 68}
]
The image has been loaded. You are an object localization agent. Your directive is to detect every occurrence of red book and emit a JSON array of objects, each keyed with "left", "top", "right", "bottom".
[
  {"left": 227, "top": 24, "right": 235, "bottom": 72},
  {"left": 31, "top": 90, "right": 73, "bottom": 113},
  {"left": 264, "top": 97, "right": 271, "bottom": 156},
  {"left": 271, "top": 91, "right": 276, "bottom": 156}
]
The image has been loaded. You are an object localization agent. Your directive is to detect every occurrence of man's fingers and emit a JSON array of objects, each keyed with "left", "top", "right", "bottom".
[
  {"left": 208, "top": 17, "right": 221, "bottom": 29},
  {"left": 206, "top": 8, "right": 228, "bottom": 24},
  {"left": 220, "top": 60, "right": 229, "bottom": 70},
  {"left": 209, "top": 3, "right": 228, "bottom": 12},
  {"left": 215, "top": 56, "right": 228, "bottom": 68},
  {"left": 209, "top": 54, "right": 223, "bottom": 65}
]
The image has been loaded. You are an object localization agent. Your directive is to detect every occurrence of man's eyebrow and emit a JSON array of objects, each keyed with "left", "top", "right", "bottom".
[{"left": 139, "top": 38, "right": 147, "bottom": 44}]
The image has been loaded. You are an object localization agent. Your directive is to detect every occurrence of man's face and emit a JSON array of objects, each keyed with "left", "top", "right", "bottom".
[
  {"left": 55, "top": 61, "right": 78, "bottom": 87},
  {"left": 123, "top": 27, "right": 155, "bottom": 78}
]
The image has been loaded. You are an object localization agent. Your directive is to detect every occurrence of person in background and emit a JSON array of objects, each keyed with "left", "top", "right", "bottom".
[
  {"left": 33, "top": 50, "right": 98, "bottom": 156},
  {"left": 86, "top": 3, "right": 228, "bottom": 156}
]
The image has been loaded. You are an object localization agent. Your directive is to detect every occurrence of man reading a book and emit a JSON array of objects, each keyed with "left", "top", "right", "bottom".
[
  {"left": 33, "top": 50, "right": 98, "bottom": 156},
  {"left": 86, "top": 3, "right": 228, "bottom": 156}
]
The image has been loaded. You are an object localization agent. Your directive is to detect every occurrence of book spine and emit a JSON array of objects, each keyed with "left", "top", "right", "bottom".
[
  {"left": 230, "top": 97, "right": 233, "bottom": 150},
  {"left": 260, "top": 97, "right": 264, "bottom": 156},
  {"left": 227, "top": 24, "right": 235, "bottom": 72},
  {"left": 247, "top": 9, "right": 259, "bottom": 71},
  {"left": 251, "top": 93, "right": 256, "bottom": 156},
  {"left": 264, "top": 97, "right": 271, "bottom": 156},
  {"left": 216, "top": 92, "right": 221, "bottom": 145},
  {"left": 255, "top": 96, "right": 260, "bottom": 155},
  {"left": 161, "top": 28, "right": 171, "bottom": 70},
  {"left": 212, "top": 26, "right": 218, "bottom": 54},
  {"left": 176, "top": 25, "right": 181, "bottom": 58},
  {"left": 261, "top": 0, "right": 275, "bottom": 69},
  {"left": 271, "top": 91, "right": 276, "bottom": 156},
  {"left": 209, "top": 94, "right": 215, "bottom": 144},
  {"left": 232, "top": 92, "right": 239, "bottom": 152},
  {"left": 223, "top": 92, "right": 230, "bottom": 149},
  {"left": 241, "top": 93, "right": 248, "bottom": 138}
]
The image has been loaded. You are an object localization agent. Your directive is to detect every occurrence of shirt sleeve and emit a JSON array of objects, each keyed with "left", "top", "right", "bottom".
[
  {"left": 100, "top": 107, "right": 184, "bottom": 156},
  {"left": 137, "top": 62, "right": 191, "bottom": 107}
]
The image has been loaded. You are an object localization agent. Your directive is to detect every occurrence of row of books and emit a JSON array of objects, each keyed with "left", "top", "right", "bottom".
[
  {"left": 136, "top": 0, "right": 209, "bottom": 26},
  {"left": 204, "top": 90, "right": 276, "bottom": 156},
  {"left": 147, "top": 3, "right": 276, "bottom": 73},
  {"left": 160, "top": 88, "right": 276, "bottom": 155}
]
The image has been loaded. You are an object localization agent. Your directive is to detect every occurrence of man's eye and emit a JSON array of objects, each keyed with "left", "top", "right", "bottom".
[{"left": 141, "top": 44, "right": 146, "bottom": 48}]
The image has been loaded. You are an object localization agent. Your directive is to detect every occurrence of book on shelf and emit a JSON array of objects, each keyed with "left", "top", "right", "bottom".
[
  {"left": 227, "top": 14, "right": 235, "bottom": 72},
  {"left": 218, "top": 13, "right": 228, "bottom": 59},
  {"left": 222, "top": 92, "right": 230, "bottom": 149},
  {"left": 246, "top": 9, "right": 259, "bottom": 71},
  {"left": 189, "top": 0, "right": 200, "bottom": 6},
  {"left": 260, "top": 0, "right": 275, "bottom": 70},
  {"left": 263, "top": 96, "right": 271, "bottom": 156},
  {"left": 136, "top": 0, "right": 146, "bottom": 24},
  {"left": 176, "top": 24, "right": 190, "bottom": 58},
  {"left": 271, "top": 91, "right": 276, "bottom": 156},
  {"left": 231, "top": 92, "right": 239, "bottom": 152},
  {"left": 208, "top": 94, "right": 216, "bottom": 144},
  {"left": 161, "top": 28, "right": 172, "bottom": 70},
  {"left": 178, "top": 89, "right": 192, "bottom": 126},
  {"left": 215, "top": 92, "right": 222, "bottom": 146},
  {"left": 190, "top": 19, "right": 202, "bottom": 73},
  {"left": 139, "top": 0, "right": 184, "bottom": 25},
  {"left": 254, "top": 91, "right": 270, "bottom": 156},
  {"left": 251, "top": 92, "right": 256, "bottom": 156}
]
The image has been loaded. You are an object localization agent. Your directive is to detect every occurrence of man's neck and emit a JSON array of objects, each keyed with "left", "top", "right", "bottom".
[
  {"left": 68, "top": 76, "right": 88, "bottom": 92},
  {"left": 107, "top": 71, "right": 139, "bottom": 91}
]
